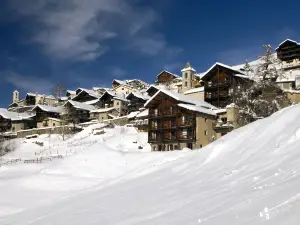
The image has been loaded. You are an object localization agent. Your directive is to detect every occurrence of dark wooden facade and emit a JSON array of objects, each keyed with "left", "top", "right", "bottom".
[
  {"left": 202, "top": 64, "right": 251, "bottom": 108},
  {"left": 276, "top": 40, "right": 300, "bottom": 63},
  {"left": 99, "top": 92, "right": 115, "bottom": 108},
  {"left": 33, "top": 107, "right": 60, "bottom": 123},
  {"left": 0, "top": 117, "right": 11, "bottom": 132},
  {"left": 126, "top": 93, "right": 147, "bottom": 112},
  {"left": 156, "top": 71, "right": 178, "bottom": 84},
  {"left": 147, "top": 92, "right": 196, "bottom": 150},
  {"left": 72, "top": 90, "right": 98, "bottom": 103}
]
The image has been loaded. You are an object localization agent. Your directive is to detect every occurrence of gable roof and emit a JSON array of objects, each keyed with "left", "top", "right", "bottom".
[
  {"left": 275, "top": 39, "right": 299, "bottom": 51},
  {"left": 65, "top": 100, "right": 96, "bottom": 112},
  {"left": 144, "top": 89, "right": 216, "bottom": 110},
  {"left": 31, "top": 105, "right": 63, "bottom": 114},
  {"left": 184, "top": 87, "right": 204, "bottom": 95},
  {"left": 0, "top": 108, "right": 34, "bottom": 121},
  {"left": 156, "top": 70, "right": 180, "bottom": 78},
  {"left": 126, "top": 91, "right": 150, "bottom": 101},
  {"left": 26, "top": 93, "right": 56, "bottom": 100},
  {"left": 200, "top": 62, "right": 246, "bottom": 80}
]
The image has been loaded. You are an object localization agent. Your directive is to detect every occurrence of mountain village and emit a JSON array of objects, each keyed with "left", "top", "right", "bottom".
[{"left": 1, "top": 39, "right": 300, "bottom": 152}]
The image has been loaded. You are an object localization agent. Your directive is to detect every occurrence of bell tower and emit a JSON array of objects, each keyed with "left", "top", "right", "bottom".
[
  {"left": 13, "top": 90, "right": 19, "bottom": 103},
  {"left": 181, "top": 62, "right": 196, "bottom": 92}
]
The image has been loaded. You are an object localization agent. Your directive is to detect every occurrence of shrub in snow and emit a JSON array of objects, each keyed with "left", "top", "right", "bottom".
[{"left": 232, "top": 45, "right": 291, "bottom": 126}]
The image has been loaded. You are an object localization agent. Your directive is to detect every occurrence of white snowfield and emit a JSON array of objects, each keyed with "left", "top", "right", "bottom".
[{"left": 1, "top": 105, "right": 300, "bottom": 224}]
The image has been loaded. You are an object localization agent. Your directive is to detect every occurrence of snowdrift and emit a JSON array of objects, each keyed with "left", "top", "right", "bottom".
[{"left": 1, "top": 104, "right": 300, "bottom": 224}]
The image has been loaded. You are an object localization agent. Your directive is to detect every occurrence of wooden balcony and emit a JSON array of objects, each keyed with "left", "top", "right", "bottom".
[{"left": 205, "top": 82, "right": 231, "bottom": 90}]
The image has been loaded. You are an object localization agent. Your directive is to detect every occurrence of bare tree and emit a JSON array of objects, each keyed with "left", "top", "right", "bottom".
[
  {"left": 52, "top": 84, "right": 67, "bottom": 106},
  {"left": 232, "top": 45, "right": 291, "bottom": 126}
]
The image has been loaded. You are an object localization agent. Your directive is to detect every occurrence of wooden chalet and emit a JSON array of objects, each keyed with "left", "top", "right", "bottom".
[
  {"left": 99, "top": 91, "right": 117, "bottom": 108},
  {"left": 126, "top": 92, "right": 150, "bottom": 112},
  {"left": 276, "top": 39, "right": 300, "bottom": 63},
  {"left": 201, "top": 63, "right": 251, "bottom": 108},
  {"left": 156, "top": 71, "right": 180, "bottom": 84},
  {"left": 145, "top": 89, "right": 217, "bottom": 151},
  {"left": 31, "top": 105, "right": 63, "bottom": 128},
  {"left": 72, "top": 89, "right": 101, "bottom": 103},
  {"left": 64, "top": 100, "right": 96, "bottom": 124}
]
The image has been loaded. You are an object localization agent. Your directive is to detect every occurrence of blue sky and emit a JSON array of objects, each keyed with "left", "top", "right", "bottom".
[{"left": 0, "top": 0, "right": 300, "bottom": 107}]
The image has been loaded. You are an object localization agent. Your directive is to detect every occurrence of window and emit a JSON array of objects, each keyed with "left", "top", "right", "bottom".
[
  {"left": 204, "top": 130, "right": 208, "bottom": 136},
  {"left": 221, "top": 117, "right": 227, "bottom": 124},
  {"left": 116, "top": 102, "right": 119, "bottom": 105},
  {"left": 122, "top": 88, "right": 124, "bottom": 90},
  {"left": 200, "top": 145, "right": 203, "bottom": 148},
  {"left": 184, "top": 81, "right": 187, "bottom": 87},
  {"left": 169, "top": 145, "right": 173, "bottom": 151},
  {"left": 205, "top": 118, "right": 207, "bottom": 122},
  {"left": 185, "top": 73, "right": 188, "bottom": 79},
  {"left": 53, "top": 123, "right": 55, "bottom": 127}
]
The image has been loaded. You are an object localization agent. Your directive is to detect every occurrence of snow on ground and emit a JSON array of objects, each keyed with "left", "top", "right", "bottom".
[{"left": 1, "top": 104, "right": 300, "bottom": 224}]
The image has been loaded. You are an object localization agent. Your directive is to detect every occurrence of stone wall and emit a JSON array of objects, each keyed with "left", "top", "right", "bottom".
[{"left": 17, "top": 125, "right": 82, "bottom": 139}]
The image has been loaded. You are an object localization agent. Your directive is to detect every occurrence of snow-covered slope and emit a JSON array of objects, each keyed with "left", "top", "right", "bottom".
[{"left": 1, "top": 104, "right": 300, "bottom": 224}]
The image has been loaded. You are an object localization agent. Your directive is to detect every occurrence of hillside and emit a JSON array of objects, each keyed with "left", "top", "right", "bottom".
[{"left": 1, "top": 104, "right": 300, "bottom": 224}]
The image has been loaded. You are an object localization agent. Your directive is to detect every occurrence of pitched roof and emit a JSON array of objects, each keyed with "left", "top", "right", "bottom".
[
  {"left": 66, "top": 100, "right": 96, "bottom": 111},
  {"left": 178, "top": 103, "right": 217, "bottom": 116},
  {"left": 136, "top": 108, "right": 149, "bottom": 118},
  {"left": 144, "top": 89, "right": 217, "bottom": 110},
  {"left": 26, "top": 93, "right": 56, "bottom": 100},
  {"left": 156, "top": 70, "right": 180, "bottom": 78},
  {"left": 0, "top": 108, "right": 34, "bottom": 121},
  {"left": 275, "top": 39, "right": 299, "bottom": 51},
  {"left": 126, "top": 91, "right": 150, "bottom": 101},
  {"left": 184, "top": 87, "right": 204, "bottom": 94},
  {"left": 200, "top": 62, "right": 245, "bottom": 80},
  {"left": 32, "top": 105, "right": 63, "bottom": 114},
  {"left": 83, "top": 99, "right": 100, "bottom": 105}
]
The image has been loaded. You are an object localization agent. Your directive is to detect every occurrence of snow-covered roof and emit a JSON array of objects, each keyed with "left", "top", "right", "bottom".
[
  {"left": 201, "top": 62, "right": 245, "bottom": 80},
  {"left": 213, "top": 108, "right": 227, "bottom": 114},
  {"left": 184, "top": 87, "right": 204, "bottom": 94},
  {"left": 83, "top": 99, "right": 100, "bottom": 105},
  {"left": 66, "top": 100, "right": 96, "bottom": 112},
  {"left": 60, "top": 97, "right": 69, "bottom": 101},
  {"left": 136, "top": 109, "right": 149, "bottom": 118},
  {"left": 32, "top": 105, "right": 63, "bottom": 114},
  {"left": 144, "top": 89, "right": 217, "bottom": 110},
  {"left": 127, "top": 111, "right": 141, "bottom": 119},
  {"left": 178, "top": 103, "right": 217, "bottom": 116},
  {"left": 181, "top": 66, "right": 196, "bottom": 73},
  {"left": 126, "top": 91, "right": 150, "bottom": 101},
  {"left": 27, "top": 93, "right": 56, "bottom": 100},
  {"left": 91, "top": 107, "right": 116, "bottom": 113},
  {"left": 66, "top": 90, "right": 76, "bottom": 95},
  {"left": 0, "top": 108, "right": 34, "bottom": 121},
  {"left": 275, "top": 39, "right": 299, "bottom": 51},
  {"left": 74, "top": 89, "right": 101, "bottom": 99},
  {"left": 156, "top": 70, "right": 180, "bottom": 78}
]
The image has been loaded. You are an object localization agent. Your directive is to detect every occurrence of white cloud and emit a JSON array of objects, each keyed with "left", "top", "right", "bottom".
[
  {"left": 7, "top": 0, "right": 180, "bottom": 61},
  {"left": 111, "top": 67, "right": 127, "bottom": 78},
  {"left": 5, "top": 72, "right": 54, "bottom": 94}
]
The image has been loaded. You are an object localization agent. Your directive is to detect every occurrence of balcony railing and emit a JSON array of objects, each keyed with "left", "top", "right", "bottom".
[{"left": 149, "top": 110, "right": 181, "bottom": 118}]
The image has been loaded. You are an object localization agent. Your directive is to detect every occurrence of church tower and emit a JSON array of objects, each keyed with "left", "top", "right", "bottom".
[
  {"left": 13, "top": 90, "right": 19, "bottom": 103},
  {"left": 181, "top": 62, "right": 196, "bottom": 92}
]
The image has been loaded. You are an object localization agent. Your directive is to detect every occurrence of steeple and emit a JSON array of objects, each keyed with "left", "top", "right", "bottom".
[
  {"left": 13, "top": 90, "right": 19, "bottom": 103},
  {"left": 181, "top": 62, "right": 196, "bottom": 92}
]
